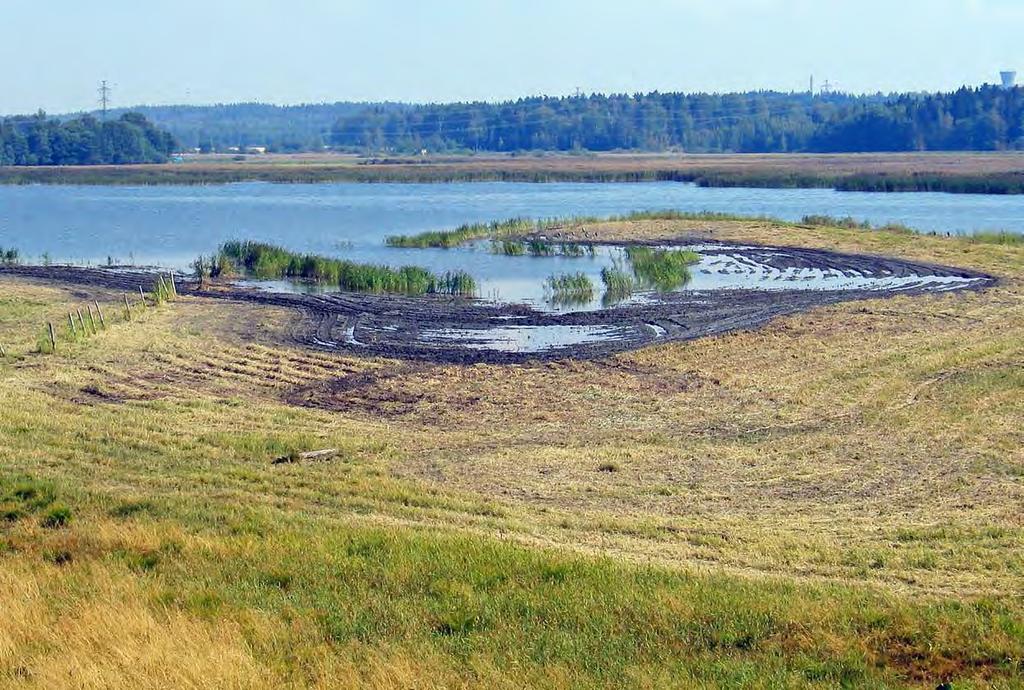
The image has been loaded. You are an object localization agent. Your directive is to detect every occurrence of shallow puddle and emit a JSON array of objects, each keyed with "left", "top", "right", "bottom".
[{"left": 419, "top": 324, "right": 630, "bottom": 353}]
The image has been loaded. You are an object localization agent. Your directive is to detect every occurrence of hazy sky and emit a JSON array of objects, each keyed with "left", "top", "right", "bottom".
[{"left": 3, "top": 0, "right": 1022, "bottom": 114}]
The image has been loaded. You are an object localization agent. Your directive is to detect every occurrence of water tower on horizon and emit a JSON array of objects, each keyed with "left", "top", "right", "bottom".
[{"left": 1000, "top": 70, "right": 1017, "bottom": 89}]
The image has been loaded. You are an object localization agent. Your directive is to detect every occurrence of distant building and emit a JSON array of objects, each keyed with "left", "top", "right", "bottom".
[{"left": 245, "top": 146, "right": 268, "bottom": 154}]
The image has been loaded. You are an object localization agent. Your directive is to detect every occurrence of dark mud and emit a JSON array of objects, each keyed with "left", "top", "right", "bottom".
[{"left": 0, "top": 242, "right": 995, "bottom": 364}]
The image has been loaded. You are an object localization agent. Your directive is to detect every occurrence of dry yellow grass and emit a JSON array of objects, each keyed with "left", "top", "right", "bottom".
[{"left": 1, "top": 221, "right": 1022, "bottom": 687}]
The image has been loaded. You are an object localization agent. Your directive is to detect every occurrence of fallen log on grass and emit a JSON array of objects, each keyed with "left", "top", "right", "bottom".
[{"left": 272, "top": 448, "right": 340, "bottom": 465}]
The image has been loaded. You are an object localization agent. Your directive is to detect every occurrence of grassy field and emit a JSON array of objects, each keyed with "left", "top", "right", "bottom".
[
  {"left": 0, "top": 220, "right": 1022, "bottom": 688},
  {"left": 2, "top": 151, "right": 1024, "bottom": 192}
]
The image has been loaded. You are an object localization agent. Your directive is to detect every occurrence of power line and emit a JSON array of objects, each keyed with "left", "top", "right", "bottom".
[{"left": 98, "top": 80, "right": 112, "bottom": 120}]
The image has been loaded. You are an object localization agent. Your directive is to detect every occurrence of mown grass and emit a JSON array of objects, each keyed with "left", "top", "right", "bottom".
[
  {"left": 2, "top": 471, "right": 1023, "bottom": 688},
  {"left": 208, "top": 240, "right": 477, "bottom": 296},
  {"left": 1, "top": 224, "right": 1023, "bottom": 688}
]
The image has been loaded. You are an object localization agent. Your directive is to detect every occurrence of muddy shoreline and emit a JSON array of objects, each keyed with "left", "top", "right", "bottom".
[{"left": 0, "top": 240, "right": 995, "bottom": 363}]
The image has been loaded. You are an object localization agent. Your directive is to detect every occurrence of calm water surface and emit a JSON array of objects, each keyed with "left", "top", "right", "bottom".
[{"left": 0, "top": 181, "right": 1016, "bottom": 309}]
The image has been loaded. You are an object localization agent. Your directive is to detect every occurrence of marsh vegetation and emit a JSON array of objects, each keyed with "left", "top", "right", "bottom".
[
  {"left": 544, "top": 272, "right": 596, "bottom": 307},
  {"left": 202, "top": 240, "right": 478, "bottom": 296}
]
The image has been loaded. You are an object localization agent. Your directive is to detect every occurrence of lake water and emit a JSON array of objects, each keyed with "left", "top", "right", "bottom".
[{"left": 0, "top": 181, "right": 1016, "bottom": 309}]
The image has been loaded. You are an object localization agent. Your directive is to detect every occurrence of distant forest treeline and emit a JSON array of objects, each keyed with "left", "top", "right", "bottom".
[
  {"left": 100, "top": 102, "right": 401, "bottom": 153},
  {"left": 100, "top": 86, "right": 1024, "bottom": 154},
  {"left": 330, "top": 87, "right": 1024, "bottom": 153},
  {"left": 0, "top": 113, "right": 177, "bottom": 165},
  {"left": 8, "top": 85, "right": 1024, "bottom": 159}
]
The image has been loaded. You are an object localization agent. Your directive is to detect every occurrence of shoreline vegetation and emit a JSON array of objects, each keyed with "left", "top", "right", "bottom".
[
  {"left": 196, "top": 240, "right": 477, "bottom": 296},
  {"left": 3, "top": 165, "right": 1024, "bottom": 195},
  {"left": 1, "top": 152, "right": 1024, "bottom": 194}
]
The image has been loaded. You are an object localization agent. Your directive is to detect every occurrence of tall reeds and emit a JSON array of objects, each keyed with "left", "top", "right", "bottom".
[
  {"left": 208, "top": 240, "right": 477, "bottom": 296},
  {"left": 544, "top": 272, "right": 595, "bottom": 307}
]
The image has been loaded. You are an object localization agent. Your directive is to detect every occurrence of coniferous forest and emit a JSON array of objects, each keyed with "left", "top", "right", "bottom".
[
  {"left": 0, "top": 112, "right": 177, "bottom": 165},
  {"left": 329, "top": 86, "right": 1024, "bottom": 153},
  {"left": 2, "top": 85, "right": 1023, "bottom": 163}
]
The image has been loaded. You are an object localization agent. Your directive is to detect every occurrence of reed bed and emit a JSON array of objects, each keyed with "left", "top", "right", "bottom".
[
  {"left": 490, "top": 240, "right": 526, "bottom": 256},
  {"left": 600, "top": 266, "right": 637, "bottom": 303},
  {"left": 209, "top": 240, "right": 476, "bottom": 296},
  {"left": 625, "top": 247, "right": 700, "bottom": 291},
  {"left": 386, "top": 218, "right": 535, "bottom": 248},
  {"left": 544, "top": 272, "right": 595, "bottom": 306}
]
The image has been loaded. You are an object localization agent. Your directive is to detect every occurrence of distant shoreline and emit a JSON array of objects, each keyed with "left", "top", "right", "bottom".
[{"left": 2, "top": 152, "right": 1023, "bottom": 193}]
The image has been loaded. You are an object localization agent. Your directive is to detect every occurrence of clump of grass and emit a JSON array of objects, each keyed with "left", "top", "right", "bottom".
[
  {"left": 969, "top": 230, "right": 1024, "bottom": 246},
  {"left": 431, "top": 271, "right": 478, "bottom": 296},
  {"left": 40, "top": 504, "right": 71, "bottom": 529},
  {"left": 386, "top": 217, "right": 534, "bottom": 248},
  {"left": 801, "top": 214, "right": 873, "bottom": 230},
  {"left": 600, "top": 265, "right": 638, "bottom": 303},
  {"left": 874, "top": 222, "right": 916, "bottom": 235},
  {"left": 559, "top": 243, "right": 595, "bottom": 257},
  {"left": 152, "top": 276, "right": 175, "bottom": 305},
  {"left": 606, "top": 209, "right": 785, "bottom": 223},
  {"left": 800, "top": 214, "right": 916, "bottom": 236},
  {"left": 526, "top": 240, "right": 556, "bottom": 257},
  {"left": 35, "top": 326, "right": 55, "bottom": 354},
  {"left": 544, "top": 272, "right": 595, "bottom": 306},
  {"left": 625, "top": 247, "right": 699, "bottom": 291},
  {"left": 597, "top": 462, "right": 619, "bottom": 473},
  {"left": 490, "top": 240, "right": 526, "bottom": 256},
  {"left": 212, "top": 241, "right": 477, "bottom": 296}
]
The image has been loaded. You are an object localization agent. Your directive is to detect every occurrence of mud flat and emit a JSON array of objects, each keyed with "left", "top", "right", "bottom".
[{"left": 0, "top": 239, "right": 993, "bottom": 364}]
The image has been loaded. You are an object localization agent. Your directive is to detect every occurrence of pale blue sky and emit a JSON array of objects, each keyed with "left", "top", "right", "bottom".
[{"left": 3, "top": 0, "right": 1022, "bottom": 114}]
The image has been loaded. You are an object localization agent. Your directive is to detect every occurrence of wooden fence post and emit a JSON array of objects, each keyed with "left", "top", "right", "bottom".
[
  {"left": 68, "top": 313, "right": 77, "bottom": 337},
  {"left": 86, "top": 305, "right": 97, "bottom": 333},
  {"left": 48, "top": 322, "right": 56, "bottom": 352},
  {"left": 169, "top": 273, "right": 177, "bottom": 297},
  {"left": 138, "top": 286, "right": 147, "bottom": 309},
  {"left": 94, "top": 300, "right": 105, "bottom": 328},
  {"left": 123, "top": 293, "right": 132, "bottom": 321},
  {"left": 76, "top": 308, "right": 88, "bottom": 335}
]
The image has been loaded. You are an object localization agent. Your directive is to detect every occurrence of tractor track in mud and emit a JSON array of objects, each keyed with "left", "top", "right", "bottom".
[{"left": 0, "top": 240, "right": 995, "bottom": 364}]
